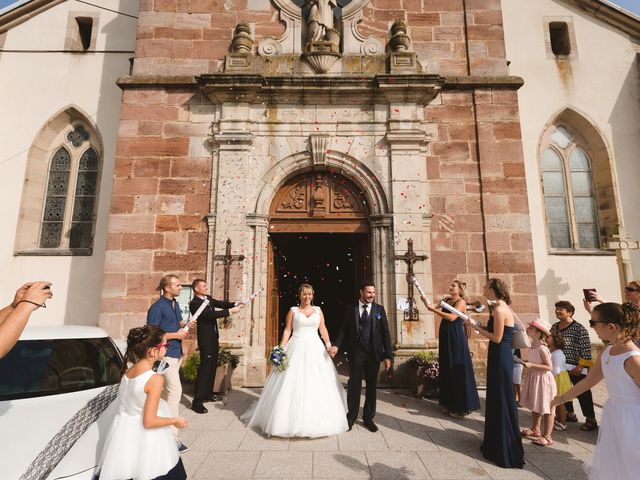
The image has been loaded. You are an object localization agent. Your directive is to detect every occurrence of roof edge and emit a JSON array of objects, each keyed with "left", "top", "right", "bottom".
[
  {"left": 566, "top": 0, "right": 640, "bottom": 39},
  {"left": 0, "top": 0, "right": 66, "bottom": 34}
]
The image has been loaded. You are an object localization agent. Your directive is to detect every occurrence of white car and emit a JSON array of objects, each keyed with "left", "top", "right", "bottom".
[{"left": 0, "top": 326, "right": 124, "bottom": 480}]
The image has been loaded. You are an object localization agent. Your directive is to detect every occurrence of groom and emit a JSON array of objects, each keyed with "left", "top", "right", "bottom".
[{"left": 330, "top": 282, "right": 393, "bottom": 432}]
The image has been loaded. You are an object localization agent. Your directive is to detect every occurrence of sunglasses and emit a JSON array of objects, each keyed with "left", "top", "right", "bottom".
[
  {"left": 624, "top": 287, "right": 640, "bottom": 293},
  {"left": 588, "top": 320, "right": 610, "bottom": 328},
  {"left": 155, "top": 342, "right": 169, "bottom": 349}
]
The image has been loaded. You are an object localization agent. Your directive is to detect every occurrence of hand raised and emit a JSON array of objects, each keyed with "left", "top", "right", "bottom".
[
  {"left": 175, "top": 329, "right": 189, "bottom": 340},
  {"left": 230, "top": 306, "right": 242, "bottom": 315},
  {"left": 22, "top": 282, "right": 53, "bottom": 307}
]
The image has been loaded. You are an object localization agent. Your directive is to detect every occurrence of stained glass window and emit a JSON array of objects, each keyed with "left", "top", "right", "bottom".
[
  {"left": 39, "top": 135, "right": 100, "bottom": 251},
  {"left": 541, "top": 127, "right": 600, "bottom": 250},
  {"left": 40, "top": 148, "right": 70, "bottom": 248}
]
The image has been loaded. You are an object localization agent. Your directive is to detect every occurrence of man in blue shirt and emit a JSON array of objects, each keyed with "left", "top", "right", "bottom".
[{"left": 147, "top": 274, "right": 192, "bottom": 453}]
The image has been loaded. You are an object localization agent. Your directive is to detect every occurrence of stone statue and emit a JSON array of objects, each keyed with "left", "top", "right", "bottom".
[{"left": 306, "top": 0, "right": 337, "bottom": 42}]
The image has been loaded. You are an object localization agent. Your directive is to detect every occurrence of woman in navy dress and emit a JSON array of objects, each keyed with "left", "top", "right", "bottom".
[
  {"left": 468, "top": 278, "right": 524, "bottom": 469},
  {"left": 422, "top": 280, "right": 480, "bottom": 417}
]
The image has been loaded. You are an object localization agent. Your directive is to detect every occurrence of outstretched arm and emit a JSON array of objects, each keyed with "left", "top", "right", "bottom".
[
  {"left": 280, "top": 309, "right": 294, "bottom": 347},
  {"left": 473, "top": 304, "right": 508, "bottom": 344},
  {"left": 551, "top": 357, "right": 604, "bottom": 408}
]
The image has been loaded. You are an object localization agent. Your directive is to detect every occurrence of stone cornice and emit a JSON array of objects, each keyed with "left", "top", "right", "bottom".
[
  {"left": 195, "top": 73, "right": 446, "bottom": 105},
  {"left": 0, "top": 0, "right": 64, "bottom": 33},
  {"left": 117, "top": 75, "right": 198, "bottom": 89},
  {"left": 443, "top": 76, "right": 525, "bottom": 90}
]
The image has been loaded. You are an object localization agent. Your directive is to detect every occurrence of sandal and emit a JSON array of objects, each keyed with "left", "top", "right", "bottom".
[
  {"left": 553, "top": 421, "right": 567, "bottom": 432},
  {"left": 580, "top": 420, "right": 598, "bottom": 431},
  {"left": 520, "top": 428, "right": 541, "bottom": 438},
  {"left": 566, "top": 413, "right": 578, "bottom": 422},
  {"left": 532, "top": 434, "right": 553, "bottom": 447}
]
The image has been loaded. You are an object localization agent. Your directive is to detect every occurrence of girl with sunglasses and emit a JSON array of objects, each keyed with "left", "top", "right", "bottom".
[
  {"left": 97, "top": 325, "right": 187, "bottom": 480},
  {"left": 551, "top": 302, "right": 640, "bottom": 480}
]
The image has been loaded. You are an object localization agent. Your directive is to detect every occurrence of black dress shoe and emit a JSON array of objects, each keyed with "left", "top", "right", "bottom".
[
  {"left": 347, "top": 420, "right": 354, "bottom": 431},
  {"left": 363, "top": 420, "right": 378, "bottom": 432},
  {"left": 205, "top": 394, "right": 224, "bottom": 402},
  {"left": 191, "top": 401, "right": 208, "bottom": 414}
]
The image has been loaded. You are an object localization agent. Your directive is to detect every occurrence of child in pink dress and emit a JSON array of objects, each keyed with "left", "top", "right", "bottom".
[{"left": 520, "top": 319, "right": 557, "bottom": 447}]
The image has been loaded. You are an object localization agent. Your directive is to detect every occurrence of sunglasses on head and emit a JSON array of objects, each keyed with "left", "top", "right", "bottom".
[{"left": 625, "top": 286, "right": 640, "bottom": 293}]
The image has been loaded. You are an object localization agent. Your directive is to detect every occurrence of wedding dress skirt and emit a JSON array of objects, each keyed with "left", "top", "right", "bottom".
[{"left": 242, "top": 307, "right": 348, "bottom": 438}]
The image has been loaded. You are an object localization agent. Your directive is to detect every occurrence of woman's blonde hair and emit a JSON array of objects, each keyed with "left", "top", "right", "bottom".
[
  {"left": 452, "top": 280, "right": 467, "bottom": 299},
  {"left": 298, "top": 283, "right": 314, "bottom": 296}
]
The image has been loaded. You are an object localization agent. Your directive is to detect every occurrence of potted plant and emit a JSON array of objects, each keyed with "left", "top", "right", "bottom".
[
  {"left": 180, "top": 347, "right": 240, "bottom": 394},
  {"left": 408, "top": 350, "right": 439, "bottom": 398},
  {"left": 213, "top": 347, "right": 240, "bottom": 394}
]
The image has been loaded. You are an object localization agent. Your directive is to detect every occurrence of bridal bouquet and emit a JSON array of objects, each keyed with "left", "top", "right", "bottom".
[{"left": 269, "top": 345, "right": 289, "bottom": 372}]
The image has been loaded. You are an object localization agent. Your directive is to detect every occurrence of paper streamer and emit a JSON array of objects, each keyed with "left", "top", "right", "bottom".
[
  {"left": 182, "top": 297, "right": 210, "bottom": 332},
  {"left": 439, "top": 301, "right": 479, "bottom": 327},
  {"left": 410, "top": 276, "right": 430, "bottom": 304},
  {"left": 241, "top": 287, "right": 264, "bottom": 306}
]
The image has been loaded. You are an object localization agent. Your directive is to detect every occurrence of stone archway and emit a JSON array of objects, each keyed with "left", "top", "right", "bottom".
[{"left": 265, "top": 171, "right": 374, "bottom": 354}]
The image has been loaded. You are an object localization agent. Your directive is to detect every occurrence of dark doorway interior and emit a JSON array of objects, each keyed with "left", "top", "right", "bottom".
[{"left": 270, "top": 233, "right": 370, "bottom": 342}]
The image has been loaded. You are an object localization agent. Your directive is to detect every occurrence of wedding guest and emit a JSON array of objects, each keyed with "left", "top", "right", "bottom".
[
  {"left": 189, "top": 279, "right": 243, "bottom": 414},
  {"left": 548, "top": 331, "right": 571, "bottom": 431},
  {"left": 0, "top": 281, "right": 53, "bottom": 358},
  {"left": 97, "top": 326, "right": 187, "bottom": 480},
  {"left": 519, "top": 319, "right": 557, "bottom": 447},
  {"left": 467, "top": 278, "right": 524, "bottom": 468},
  {"left": 550, "top": 300, "right": 597, "bottom": 431},
  {"left": 147, "top": 274, "right": 192, "bottom": 453},
  {"left": 583, "top": 280, "right": 640, "bottom": 347},
  {"left": 513, "top": 349, "right": 523, "bottom": 407},
  {"left": 421, "top": 279, "right": 480, "bottom": 417},
  {"left": 551, "top": 302, "right": 640, "bottom": 480}
]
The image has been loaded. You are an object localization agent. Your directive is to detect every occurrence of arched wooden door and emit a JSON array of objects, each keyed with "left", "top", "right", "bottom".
[{"left": 265, "top": 172, "right": 372, "bottom": 360}]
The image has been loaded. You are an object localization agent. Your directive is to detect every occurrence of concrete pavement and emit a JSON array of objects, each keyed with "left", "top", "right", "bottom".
[{"left": 177, "top": 388, "right": 599, "bottom": 480}]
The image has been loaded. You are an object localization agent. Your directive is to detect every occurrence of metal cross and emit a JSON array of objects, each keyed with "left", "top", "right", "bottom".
[
  {"left": 395, "top": 238, "right": 428, "bottom": 321},
  {"left": 602, "top": 227, "right": 640, "bottom": 296},
  {"left": 214, "top": 238, "right": 245, "bottom": 302}
]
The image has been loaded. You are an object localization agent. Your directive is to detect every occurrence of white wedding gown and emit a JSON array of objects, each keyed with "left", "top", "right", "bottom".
[{"left": 242, "top": 306, "right": 348, "bottom": 438}]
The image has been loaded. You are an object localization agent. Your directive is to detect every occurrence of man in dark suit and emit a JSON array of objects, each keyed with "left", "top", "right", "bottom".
[
  {"left": 189, "top": 279, "right": 243, "bottom": 414},
  {"left": 330, "top": 281, "right": 393, "bottom": 432}
]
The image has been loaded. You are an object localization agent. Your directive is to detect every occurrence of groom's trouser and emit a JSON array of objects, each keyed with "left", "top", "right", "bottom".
[{"left": 347, "top": 346, "right": 379, "bottom": 423}]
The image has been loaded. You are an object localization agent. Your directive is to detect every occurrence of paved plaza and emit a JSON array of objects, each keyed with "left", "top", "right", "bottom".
[{"left": 177, "top": 388, "right": 599, "bottom": 480}]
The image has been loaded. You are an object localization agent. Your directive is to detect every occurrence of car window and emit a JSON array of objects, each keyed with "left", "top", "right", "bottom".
[{"left": 0, "top": 337, "right": 123, "bottom": 400}]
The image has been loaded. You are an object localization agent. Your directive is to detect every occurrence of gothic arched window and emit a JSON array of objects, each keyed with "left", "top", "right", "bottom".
[
  {"left": 16, "top": 112, "right": 102, "bottom": 255},
  {"left": 540, "top": 125, "right": 600, "bottom": 250}
]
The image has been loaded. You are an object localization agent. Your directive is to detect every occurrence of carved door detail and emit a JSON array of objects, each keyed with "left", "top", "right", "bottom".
[{"left": 270, "top": 173, "right": 369, "bottom": 232}]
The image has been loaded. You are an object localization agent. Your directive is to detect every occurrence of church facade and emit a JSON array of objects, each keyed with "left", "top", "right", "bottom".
[{"left": 2, "top": 0, "right": 638, "bottom": 385}]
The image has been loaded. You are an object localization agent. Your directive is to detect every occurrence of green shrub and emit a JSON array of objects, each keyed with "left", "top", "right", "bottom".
[
  {"left": 180, "top": 347, "right": 240, "bottom": 382},
  {"left": 218, "top": 347, "right": 240, "bottom": 368},
  {"left": 409, "top": 350, "right": 438, "bottom": 367},
  {"left": 181, "top": 351, "right": 200, "bottom": 383}
]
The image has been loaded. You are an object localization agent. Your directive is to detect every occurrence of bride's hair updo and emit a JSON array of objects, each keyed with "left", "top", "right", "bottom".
[{"left": 298, "top": 283, "right": 314, "bottom": 296}]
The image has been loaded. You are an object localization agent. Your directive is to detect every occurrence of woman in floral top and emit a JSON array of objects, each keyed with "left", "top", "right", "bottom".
[{"left": 551, "top": 300, "right": 597, "bottom": 431}]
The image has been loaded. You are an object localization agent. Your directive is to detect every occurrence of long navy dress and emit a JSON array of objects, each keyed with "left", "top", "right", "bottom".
[
  {"left": 480, "top": 316, "right": 524, "bottom": 469},
  {"left": 438, "top": 303, "right": 480, "bottom": 414}
]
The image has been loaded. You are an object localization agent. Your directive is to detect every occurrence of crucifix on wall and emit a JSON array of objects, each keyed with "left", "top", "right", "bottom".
[
  {"left": 214, "top": 238, "right": 245, "bottom": 303},
  {"left": 395, "top": 238, "right": 428, "bottom": 321}
]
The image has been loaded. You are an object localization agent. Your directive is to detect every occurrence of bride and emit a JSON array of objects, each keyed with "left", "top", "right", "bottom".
[{"left": 242, "top": 283, "right": 348, "bottom": 437}]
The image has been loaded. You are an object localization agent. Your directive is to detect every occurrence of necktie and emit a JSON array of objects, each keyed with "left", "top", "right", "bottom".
[{"left": 359, "top": 304, "right": 370, "bottom": 347}]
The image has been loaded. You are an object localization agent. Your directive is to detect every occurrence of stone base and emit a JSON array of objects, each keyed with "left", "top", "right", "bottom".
[
  {"left": 389, "top": 52, "right": 419, "bottom": 73},
  {"left": 224, "top": 53, "right": 254, "bottom": 72}
]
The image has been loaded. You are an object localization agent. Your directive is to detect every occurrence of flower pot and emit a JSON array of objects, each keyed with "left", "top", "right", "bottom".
[{"left": 213, "top": 364, "right": 234, "bottom": 394}]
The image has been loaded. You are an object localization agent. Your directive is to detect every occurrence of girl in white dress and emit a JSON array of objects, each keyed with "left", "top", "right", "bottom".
[
  {"left": 98, "top": 326, "right": 187, "bottom": 480},
  {"left": 243, "top": 283, "right": 348, "bottom": 438},
  {"left": 551, "top": 302, "right": 640, "bottom": 480}
]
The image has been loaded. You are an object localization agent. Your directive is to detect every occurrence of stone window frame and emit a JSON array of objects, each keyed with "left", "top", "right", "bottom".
[
  {"left": 538, "top": 111, "right": 619, "bottom": 256},
  {"left": 543, "top": 16, "right": 578, "bottom": 60},
  {"left": 64, "top": 11, "right": 100, "bottom": 52},
  {"left": 15, "top": 107, "right": 103, "bottom": 256}
]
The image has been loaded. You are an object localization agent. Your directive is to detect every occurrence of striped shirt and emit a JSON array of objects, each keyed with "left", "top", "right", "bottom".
[{"left": 550, "top": 320, "right": 592, "bottom": 366}]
